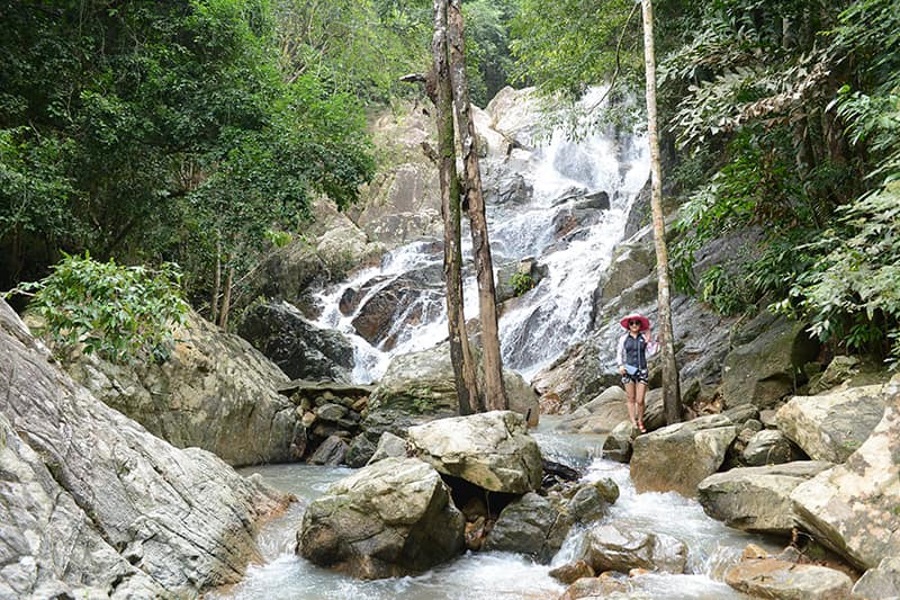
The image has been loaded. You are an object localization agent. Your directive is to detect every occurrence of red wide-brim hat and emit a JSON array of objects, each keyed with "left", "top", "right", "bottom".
[{"left": 620, "top": 313, "right": 651, "bottom": 331}]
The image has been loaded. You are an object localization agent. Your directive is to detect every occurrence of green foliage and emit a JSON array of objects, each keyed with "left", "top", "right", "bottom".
[
  {"left": 510, "top": 0, "right": 643, "bottom": 99},
  {"left": 697, "top": 265, "right": 748, "bottom": 316},
  {"left": 774, "top": 181, "right": 900, "bottom": 364},
  {"left": 6, "top": 253, "right": 189, "bottom": 364},
  {"left": 510, "top": 271, "right": 535, "bottom": 297},
  {"left": 0, "top": 0, "right": 376, "bottom": 319},
  {"left": 273, "top": 0, "right": 431, "bottom": 103}
]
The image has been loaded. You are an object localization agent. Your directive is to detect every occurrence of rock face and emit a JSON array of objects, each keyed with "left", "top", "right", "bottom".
[
  {"left": 238, "top": 300, "right": 354, "bottom": 382},
  {"left": 720, "top": 314, "right": 820, "bottom": 409},
  {"left": 297, "top": 457, "right": 465, "bottom": 579},
  {"left": 790, "top": 379, "right": 900, "bottom": 571},
  {"left": 407, "top": 411, "right": 543, "bottom": 494},
  {"left": 64, "top": 309, "right": 301, "bottom": 467},
  {"left": 0, "top": 300, "right": 290, "bottom": 598}
]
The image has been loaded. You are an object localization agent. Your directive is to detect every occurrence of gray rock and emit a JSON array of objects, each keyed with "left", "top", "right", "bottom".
[
  {"left": 776, "top": 385, "right": 887, "bottom": 463},
  {"left": 852, "top": 557, "right": 900, "bottom": 600},
  {"left": 720, "top": 316, "right": 820, "bottom": 409},
  {"left": 790, "top": 379, "right": 900, "bottom": 571},
  {"left": 725, "top": 558, "right": 853, "bottom": 599},
  {"left": 407, "top": 411, "right": 543, "bottom": 494},
  {"left": 631, "top": 414, "right": 737, "bottom": 498},
  {"left": 697, "top": 461, "right": 833, "bottom": 534},
  {"left": 483, "top": 492, "right": 569, "bottom": 563},
  {"left": 742, "top": 429, "right": 805, "bottom": 466},
  {"left": 297, "top": 457, "right": 465, "bottom": 579},
  {"left": 0, "top": 299, "right": 290, "bottom": 597},
  {"left": 579, "top": 523, "right": 688, "bottom": 575},
  {"left": 238, "top": 300, "right": 354, "bottom": 382}
]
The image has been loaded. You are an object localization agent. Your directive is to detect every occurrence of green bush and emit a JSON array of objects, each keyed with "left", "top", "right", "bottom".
[
  {"left": 510, "top": 271, "right": 535, "bottom": 297},
  {"left": 7, "top": 253, "right": 188, "bottom": 364}
]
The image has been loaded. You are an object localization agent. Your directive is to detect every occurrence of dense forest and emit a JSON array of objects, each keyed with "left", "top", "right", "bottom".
[{"left": 1, "top": 0, "right": 898, "bottom": 365}]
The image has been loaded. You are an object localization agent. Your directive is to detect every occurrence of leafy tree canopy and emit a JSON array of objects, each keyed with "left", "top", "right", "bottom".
[{"left": 0, "top": 0, "right": 375, "bottom": 312}]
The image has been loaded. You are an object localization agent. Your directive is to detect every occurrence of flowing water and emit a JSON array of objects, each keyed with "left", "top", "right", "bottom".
[
  {"left": 211, "top": 98, "right": 775, "bottom": 598},
  {"left": 209, "top": 419, "right": 773, "bottom": 600},
  {"left": 314, "top": 96, "right": 650, "bottom": 384}
]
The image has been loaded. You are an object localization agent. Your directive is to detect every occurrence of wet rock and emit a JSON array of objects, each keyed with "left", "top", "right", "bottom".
[
  {"left": 578, "top": 523, "right": 688, "bottom": 575},
  {"left": 297, "top": 457, "right": 465, "bottom": 579},
  {"left": 725, "top": 558, "right": 853, "bottom": 599}
]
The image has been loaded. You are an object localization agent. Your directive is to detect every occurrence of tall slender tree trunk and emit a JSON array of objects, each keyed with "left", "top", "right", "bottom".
[
  {"left": 642, "top": 0, "right": 681, "bottom": 423},
  {"left": 210, "top": 237, "right": 221, "bottom": 325},
  {"left": 447, "top": 0, "right": 507, "bottom": 411},
  {"left": 430, "top": 0, "right": 480, "bottom": 414},
  {"left": 218, "top": 265, "right": 233, "bottom": 331}
]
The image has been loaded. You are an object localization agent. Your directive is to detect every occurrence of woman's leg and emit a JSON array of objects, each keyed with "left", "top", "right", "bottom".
[
  {"left": 624, "top": 381, "right": 637, "bottom": 427},
  {"left": 635, "top": 382, "right": 648, "bottom": 431}
]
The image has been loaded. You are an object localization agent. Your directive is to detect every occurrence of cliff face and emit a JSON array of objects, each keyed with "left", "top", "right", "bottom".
[{"left": 0, "top": 299, "right": 291, "bottom": 599}]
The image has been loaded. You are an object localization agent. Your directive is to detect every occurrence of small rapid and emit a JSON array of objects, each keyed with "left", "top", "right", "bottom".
[{"left": 210, "top": 418, "right": 772, "bottom": 600}]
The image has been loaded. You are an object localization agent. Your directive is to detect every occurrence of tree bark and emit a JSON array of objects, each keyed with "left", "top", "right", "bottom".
[
  {"left": 642, "top": 0, "right": 681, "bottom": 423},
  {"left": 218, "top": 265, "right": 233, "bottom": 331},
  {"left": 447, "top": 0, "right": 507, "bottom": 411},
  {"left": 429, "top": 0, "right": 481, "bottom": 414}
]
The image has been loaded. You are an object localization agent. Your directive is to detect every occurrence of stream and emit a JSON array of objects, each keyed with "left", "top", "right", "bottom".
[{"left": 209, "top": 419, "right": 776, "bottom": 599}]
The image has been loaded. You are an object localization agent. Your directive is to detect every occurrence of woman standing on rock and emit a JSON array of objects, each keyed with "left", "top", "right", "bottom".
[{"left": 616, "top": 313, "right": 658, "bottom": 433}]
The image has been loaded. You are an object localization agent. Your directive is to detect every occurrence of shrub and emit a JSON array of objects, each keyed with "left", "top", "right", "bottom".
[
  {"left": 510, "top": 271, "right": 535, "bottom": 297},
  {"left": 6, "top": 253, "right": 188, "bottom": 364}
]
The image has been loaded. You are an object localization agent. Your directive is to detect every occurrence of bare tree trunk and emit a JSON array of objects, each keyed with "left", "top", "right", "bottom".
[
  {"left": 210, "top": 237, "right": 221, "bottom": 325},
  {"left": 447, "top": 0, "right": 507, "bottom": 411},
  {"left": 218, "top": 265, "right": 233, "bottom": 331},
  {"left": 430, "top": 0, "right": 481, "bottom": 414},
  {"left": 642, "top": 0, "right": 681, "bottom": 424}
]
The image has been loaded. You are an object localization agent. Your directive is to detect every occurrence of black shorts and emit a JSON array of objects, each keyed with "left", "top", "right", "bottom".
[{"left": 622, "top": 367, "right": 649, "bottom": 385}]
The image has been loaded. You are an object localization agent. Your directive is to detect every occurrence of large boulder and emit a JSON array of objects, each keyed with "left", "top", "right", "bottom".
[
  {"left": 407, "top": 411, "right": 543, "bottom": 494},
  {"left": 0, "top": 300, "right": 291, "bottom": 598},
  {"left": 697, "top": 461, "right": 833, "bottom": 535},
  {"left": 725, "top": 558, "right": 854, "bottom": 600},
  {"left": 64, "top": 310, "right": 301, "bottom": 467},
  {"left": 297, "top": 457, "right": 465, "bottom": 579},
  {"left": 630, "top": 414, "right": 737, "bottom": 498},
  {"left": 789, "top": 378, "right": 900, "bottom": 571},
  {"left": 238, "top": 300, "right": 354, "bottom": 382},
  {"left": 577, "top": 523, "right": 688, "bottom": 575},
  {"left": 555, "top": 386, "right": 629, "bottom": 434},
  {"left": 720, "top": 314, "right": 820, "bottom": 409},
  {"left": 775, "top": 384, "right": 887, "bottom": 463}
]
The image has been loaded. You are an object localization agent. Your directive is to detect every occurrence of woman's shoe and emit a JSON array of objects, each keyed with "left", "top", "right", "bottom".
[{"left": 638, "top": 422, "right": 646, "bottom": 433}]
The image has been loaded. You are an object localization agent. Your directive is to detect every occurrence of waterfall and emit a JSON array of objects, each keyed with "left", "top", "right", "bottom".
[{"left": 314, "top": 94, "right": 649, "bottom": 384}]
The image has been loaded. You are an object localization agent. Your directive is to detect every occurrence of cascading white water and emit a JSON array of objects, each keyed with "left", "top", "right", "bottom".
[{"left": 314, "top": 96, "right": 649, "bottom": 384}]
